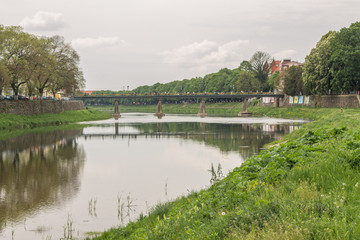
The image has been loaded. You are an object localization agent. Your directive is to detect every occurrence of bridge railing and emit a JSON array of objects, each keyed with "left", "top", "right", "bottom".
[{"left": 73, "top": 92, "right": 284, "bottom": 99}]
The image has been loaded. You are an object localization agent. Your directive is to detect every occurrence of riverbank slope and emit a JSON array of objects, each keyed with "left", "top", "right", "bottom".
[
  {"left": 90, "top": 105, "right": 360, "bottom": 239},
  {"left": 0, "top": 109, "right": 111, "bottom": 130}
]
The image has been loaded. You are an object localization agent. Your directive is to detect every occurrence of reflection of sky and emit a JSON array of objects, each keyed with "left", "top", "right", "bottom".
[
  {"left": 0, "top": 114, "right": 303, "bottom": 239},
  {"left": 75, "top": 136, "right": 242, "bottom": 234}
]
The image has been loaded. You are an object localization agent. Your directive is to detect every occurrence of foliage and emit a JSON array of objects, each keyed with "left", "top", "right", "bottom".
[
  {"left": 330, "top": 22, "right": 360, "bottom": 94},
  {"left": 303, "top": 31, "right": 337, "bottom": 95},
  {"left": 0, "top": 25, "right": 84, "bottom": 97},
  {"left": 237, "top": 71, "right": 261, "bottom": 92},
  {"left": 282, "top": 66, "right": 306, "bottom": 96},
  {"left": 0, "top": 109, "right": 110, "bottom": 130},
  {"left": 0, "top": 62, "right": 9, "bottom": 95},
  {"left": 238, "top": 60, "right": 253, "bottom": 72},
  {"left": 134, "top": 68, "right": 241, "bottom": 95},
  {"left": 303, "top": 22, "right": 360, "bottom": 95},
  {"left": 250, "top": 51, "right": 272, "bottom": 90},
  {"left": 132, "top": 52, "right": 273, "bottom": 96}
]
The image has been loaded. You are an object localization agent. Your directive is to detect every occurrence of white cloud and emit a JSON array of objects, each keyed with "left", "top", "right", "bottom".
[
  {"left": 161, "top": 40, "right": 249, "bottom": 70},
  {"left": 20, "top": 11, "right": 65, "bottom": 31},
  {"left": 273, "top": 50, "right": 298, "bottom": 61},
  {"left": 71, "top": 36, "right": 125, "bottom": 49}
]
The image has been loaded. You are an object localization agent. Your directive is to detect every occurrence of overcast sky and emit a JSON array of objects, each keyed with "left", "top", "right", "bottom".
[{"left": 1, "top": 0, "right": 359, "bottom": 90}]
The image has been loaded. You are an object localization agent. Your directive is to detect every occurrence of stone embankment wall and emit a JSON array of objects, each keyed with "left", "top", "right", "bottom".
[
  {"left": 279, "top": 95, "right": 360, "bottom": 108},
  {"left": 0, "top": 100, "right": 83, "bottom": 115}
]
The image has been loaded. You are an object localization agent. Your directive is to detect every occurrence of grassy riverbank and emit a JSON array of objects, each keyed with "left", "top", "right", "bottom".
[
  {"left": 88, "top": 105, "right": 360, "bottom": 240},
  {"left": 0, "top": 109, "right": 111, "bottom": 130}
]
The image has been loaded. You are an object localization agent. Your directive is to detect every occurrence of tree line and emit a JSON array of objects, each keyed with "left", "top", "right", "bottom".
[
  {"left": 0, "top": 25, "right": 84, "bottom": 99},
  {"left": 133, "top": 22, "right": 360, "bottom": 97}
]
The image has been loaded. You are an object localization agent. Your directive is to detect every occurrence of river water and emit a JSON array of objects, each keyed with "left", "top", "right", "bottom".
[{"left": 0, "top": 113, "right": 304, "bottom": 239}]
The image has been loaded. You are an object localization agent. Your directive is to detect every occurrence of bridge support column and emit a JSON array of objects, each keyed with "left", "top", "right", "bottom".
[
  {"left": 112, "top": 100, "right": 121, "bottom": 119},
  {"left": 154, "top": 99, "right": 165, "bottom": 119},
  {"left": 115, "top": 122, "right": 119, "bottom": 135},
  {"left": 276, "top": 97, "right": 280, "bottom": 108},
  {"left": 238, "top": 98, "right": 252, "bottom": 117},
  {"left": 197, "top": 98, "right": 208, "bottom": 118}
]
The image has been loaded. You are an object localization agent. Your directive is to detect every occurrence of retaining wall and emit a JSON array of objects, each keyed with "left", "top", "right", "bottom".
[
  {"left": 280, "top": 95, "right": 360, "bottom": 108},
  {"left": 0, "top": 100, "right": 83, "bottom": 115}
]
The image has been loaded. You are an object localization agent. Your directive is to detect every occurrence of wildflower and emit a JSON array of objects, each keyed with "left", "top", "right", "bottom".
[
  {"left": 221, "top": 212, "right": 226, "bottom": 216},
  {"left": 342, "top": 183, "right": 347, "bottom": 186},
  {"left": 355, "top": 183, "right": 359, "bottom": 188}
]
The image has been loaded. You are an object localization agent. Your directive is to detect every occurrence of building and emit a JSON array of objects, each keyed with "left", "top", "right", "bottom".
[
  {"left": 270, "top": 59, "right": 303, "bottom": 74},
  {"left": 280, "top": 59, "right": 303, "bottom": 71}
]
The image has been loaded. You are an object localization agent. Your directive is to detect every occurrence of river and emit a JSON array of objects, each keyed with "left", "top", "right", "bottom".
[{"left": 0, "top": 113, "right": 305, "bottom": 239}]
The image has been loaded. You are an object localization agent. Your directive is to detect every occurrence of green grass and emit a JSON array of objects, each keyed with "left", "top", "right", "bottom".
[
  {"left": 89, "top": 105, "right": 360, "bottom": 240},
  {"left": 0, "top": 109, "right": 111, "bottom": 130}
]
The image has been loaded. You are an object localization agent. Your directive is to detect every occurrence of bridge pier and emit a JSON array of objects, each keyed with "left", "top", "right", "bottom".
[
  {"left": 154, "top": 99, "right": 165, "bottom": 119},
  {"left": 276, "top": 97, "right": 280, "bottom": 108},
  {"left": 112, "top": 100, "right": 121, "bottom": 119},
  {"left": 197, "top": 98, "right": 208, "bottom": 118},
  {"left": 238, "top": 98, "right": 252, "bottom": 117}
]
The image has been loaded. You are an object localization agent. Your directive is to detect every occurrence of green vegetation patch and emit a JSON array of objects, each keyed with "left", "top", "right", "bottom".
[{"left": 0, "top": 109, "right": 110, "bottom": 131}]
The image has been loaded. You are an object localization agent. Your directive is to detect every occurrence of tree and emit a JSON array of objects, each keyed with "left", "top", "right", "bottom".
[
  {"left": 0, "top": 26, "right": 85, "bottom": 98},
  {"left": 330, "top": 22, "right": 360, "bottom": 94},
  {"left": 303, "top": 31, "right": 337, "bottom": 95},
  {"left": 238, "top": 60, "right": 252, "bottom": 72},
  {"left": 250, "top": 51, "right": 271, "bottom": 90},
  {"left": 237, "top": 71, "right": 261, "bottom": 92},
  {"left": 282, "top": 66, "right": 305, "bottom": 96},
  {"left": 47, "top": 36, "right": 85, "bottom": 95},
  {"left": 0, "top": 26, "right": 36, "bottom": 97},
  {"left": 32, "top": 37, "right": 57, "bottom": 96},
  {"left": 0, "top": 62, "right": 9, "bottom": 96},
  {"left": 303, "top": 22, "right": 360, "bottom": 95}
]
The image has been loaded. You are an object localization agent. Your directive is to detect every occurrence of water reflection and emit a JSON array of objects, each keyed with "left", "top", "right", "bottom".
[
  {"left": 0, "top": 130, "right": 84, "bottom": 230},
  {"left": 0, "top": 117, "right": 302, "bottom": 239},
  {"left": 88, "top": 122, "right": 299, "bottom": 160}
]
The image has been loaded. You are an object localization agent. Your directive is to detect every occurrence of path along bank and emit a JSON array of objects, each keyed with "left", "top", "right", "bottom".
[{"left": 87, "top": 105, "right": 360, "bottom": 240}]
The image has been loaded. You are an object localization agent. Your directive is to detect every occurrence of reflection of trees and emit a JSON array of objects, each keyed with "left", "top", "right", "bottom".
[
  {"left": 133, "top": 122, "right": 299, "bottom": 160},
  {"left": 0, "top": 130, "right": 84, "bottom": 229}
]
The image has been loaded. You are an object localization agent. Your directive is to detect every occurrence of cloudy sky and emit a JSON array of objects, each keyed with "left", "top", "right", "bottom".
[{"left": 1, "top": 0, "right": 359, "bottom": 90}]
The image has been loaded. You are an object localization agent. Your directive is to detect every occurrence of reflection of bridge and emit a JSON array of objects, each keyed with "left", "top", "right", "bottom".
[
  {"left": 82, "top": 132, "right": 215, "bottom": 139},
  {"left": 73, "top": 93, "right": 284, "bottom": 118}
]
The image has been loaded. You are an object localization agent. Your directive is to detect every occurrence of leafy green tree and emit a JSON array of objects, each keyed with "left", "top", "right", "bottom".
[
  {"left": 330, "top": 22, "right": 360, "bottom": 94},
  {"left": 238, "top": 60, "right": 252, "bottom": 72},
  {"left": 303, "top": 22, "right": 360, "bottom": 95},
  {"left": 0, "top": 62, "right": 9, "bottom": 96},
  {"left": 50, "top": 36, "right": 85, "bottom": 94},
  {"left": 282, "top": 66, "right": 305, "bottom": 96},
  {"left": 0, "top": 26, "right": 84, "bottom": 97},
  {"left": 237, "top": 71, "right": 261, "bottom": 92},
  {"left": 303, "top": 31, "right": 337, "bottom": 95},
  {"left": 0, "top": 26, "right": 36, "bottom": 97}
]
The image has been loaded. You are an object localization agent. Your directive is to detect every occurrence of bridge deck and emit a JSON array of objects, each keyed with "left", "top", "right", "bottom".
[{"left": 73, "top": 93, "right": 284, "bottom": 100}]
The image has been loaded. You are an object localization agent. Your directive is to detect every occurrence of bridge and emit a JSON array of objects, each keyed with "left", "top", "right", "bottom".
[{"left": 72, "top": 93, "right": 284, "bottom": 118}]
